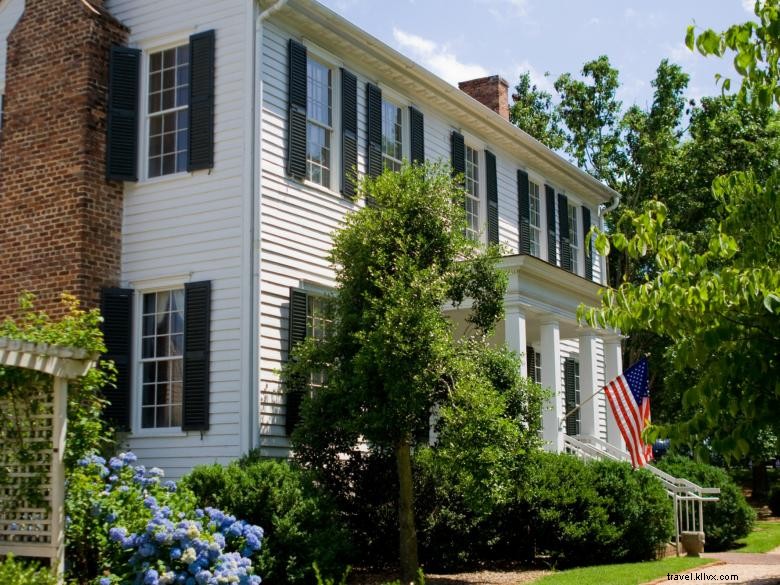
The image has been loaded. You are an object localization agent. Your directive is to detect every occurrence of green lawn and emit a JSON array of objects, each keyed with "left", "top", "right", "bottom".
[
  {"left": 732, "top": 521, "right": 780, "bottom": 553},
  {"left": 533, "top": 557, "right": 714, "bottom": 585}
]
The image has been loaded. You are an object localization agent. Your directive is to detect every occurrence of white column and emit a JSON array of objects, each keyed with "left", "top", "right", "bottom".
[
  {"left": 578, "top": 334, "right": 600, "bottom": 438},
  {"left": 505, "top": 305, "right": 527, "bottom": 370},
  {"left": 604, "top": 336, "right": 625, "bottom": 450},
  {"left": 540, "top": 319, "right": 564, "bottom": 452}
]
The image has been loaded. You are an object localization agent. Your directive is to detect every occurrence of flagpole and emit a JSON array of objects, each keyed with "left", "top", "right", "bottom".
[{"left": 558, "top": 384, "right": 607, "bottom": 429}]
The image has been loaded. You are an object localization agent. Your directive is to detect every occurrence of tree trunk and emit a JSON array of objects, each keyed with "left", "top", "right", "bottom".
[
  {"left": 396, "top": 438, "right": 419, "bottom": 584},
  {"left": 752, "top": 461, "right": 769, "bottom": 500}
]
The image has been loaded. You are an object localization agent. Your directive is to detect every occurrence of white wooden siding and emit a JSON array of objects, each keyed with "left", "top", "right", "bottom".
[
  {"left": 259, "top": 18, "right": 608, "bottom": 454},
  {"left": 105, "top": 0, "right": 250, "bottom": 478}
]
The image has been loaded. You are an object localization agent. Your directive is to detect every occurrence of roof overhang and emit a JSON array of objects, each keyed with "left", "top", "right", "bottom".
[{"left": 259, "top": 0, "right": 621, "bottom": 207}]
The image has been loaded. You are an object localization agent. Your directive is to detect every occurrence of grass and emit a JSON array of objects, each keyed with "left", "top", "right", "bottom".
[
  {"left": 732, "top": 520, "right": 780, "bottom": 553},
  {"left": 533, "top": 557, "right": 714, "bottom": 585}
]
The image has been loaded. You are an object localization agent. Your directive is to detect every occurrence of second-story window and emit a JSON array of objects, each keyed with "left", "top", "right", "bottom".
[
  {"left": 568, "top": 202, "right": 579, "bottom": 274},
  {"left": 306, "top": 57, "right": 332, "bottom": 187},
  {"left": 382, "top": 99, "right": 403, "bottom": 172},
  {"left": 464, "top": 146, "right": 480, "bottom": 240},
  {"left": 148, "top": 44, "right": 189, "bottom": 178},
  {"left": 529, "top": 181, "right": 542, "bottom": 257}
]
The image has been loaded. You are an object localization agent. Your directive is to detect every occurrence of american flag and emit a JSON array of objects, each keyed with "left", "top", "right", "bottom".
[{"left": 605, "top": 357, "right": 652, "bottom": 468}]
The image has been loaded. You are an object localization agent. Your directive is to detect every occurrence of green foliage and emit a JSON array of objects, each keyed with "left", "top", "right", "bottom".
[
  {"left": 655, "top": 455, "right": 755, "bottom": 550},
  {"left": 509, "top": 71, "right": 565, "bottom": 150},
  {"left": 686, "top": 1, "right": 780, "bottom": 108},
  {"left": 554, "top": 56, "right": 626, "bottom": 186},
  {"left": 0, "top": 554, "right": 56, "bottom": 585},
  {"left": 181, "top": 453, "right": 351, "bottom": 584},
  {"left": 770, "top": 485, "right": 780, "bottom": 517},
  {"left": 523, "top": 453, "right": 673, "bottom": 567},
  {"left": 0, "top": 293, "right": 115, "bottom": 510},
  {"left": 286, "top": 162, "right": 512, "bottom": 581}
]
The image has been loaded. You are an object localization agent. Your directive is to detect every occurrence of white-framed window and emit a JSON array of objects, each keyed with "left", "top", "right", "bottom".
[
  {"left": 573, "top": 359, "right": 581, "bottom": 432},
  {"left": 568, "top": 202, "right": 579, "bottom": 274},
  {"left": 140, "top": 288, "right": 184, "bottom": 429},
  {"left": 381, "top": 98, "right": 403, "bottom": 172},
  {"left": 306, "top": 56, "right": 332, "bottom": 187},
  {"left": 533, "top": 350, "right": 542, "bottom": 385},
  {"left": 464, "top": 145, "right": 480, "bottom": 240},
  {"left": 529, "top": 181, "right": 542, "bottom": 257},
  {"left": 307, "top": 294, "right": 332, "bottom": 389},
  {"left": 147, "top": 44, "right": 189, "bottom": 178}
]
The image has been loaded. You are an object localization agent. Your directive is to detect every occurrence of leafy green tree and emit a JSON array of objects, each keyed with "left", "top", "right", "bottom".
[
  {"left": 285, "top": 162, "right": 519, "bottom": 583},
  {"left": 554, "top": 56, "right": 626, "bottom": 187},
  {"left": 509, "top": 71, "right": 565, "bottom": 150}
]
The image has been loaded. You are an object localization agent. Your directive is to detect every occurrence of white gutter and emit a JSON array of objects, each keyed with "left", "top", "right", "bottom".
[
  {"left": 241, "top": 0, "right": 288, "bottom": 454},
  {"left": 598, "top": 192, "right": 622, "bottom": 217}
]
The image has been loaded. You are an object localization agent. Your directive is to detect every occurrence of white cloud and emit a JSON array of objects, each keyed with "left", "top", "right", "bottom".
[
  {"left": 477, "top": 0, "right": 530, "bottom": 18},
  {"left": 667, "top": 41, "right": 696, "bottom": 64},
  {"left": 742, "top": 0, "right": 755, "bottom": 13},
  {"left": 508, "top": 60, "right": 555, "bottom": 96},
  {"left": 392, "top": 28, "right": 489, "bottom": 85}
]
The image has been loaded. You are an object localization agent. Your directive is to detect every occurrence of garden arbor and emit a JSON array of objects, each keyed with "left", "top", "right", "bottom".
[{"left": 0, "top": 337, "right": 98, "bottom": 580}]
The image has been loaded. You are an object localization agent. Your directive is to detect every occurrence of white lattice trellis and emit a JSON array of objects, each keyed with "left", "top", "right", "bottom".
[{"left": 0, "top": 338, "right": 97, "bottom": 580}]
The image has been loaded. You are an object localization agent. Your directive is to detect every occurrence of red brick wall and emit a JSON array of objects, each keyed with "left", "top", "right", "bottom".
[
  {"left": 0, "top": 0, "right": 128, "bottom": 318},
  {"left": 458, "top": 75, "right": 510, "bottom": 121}
]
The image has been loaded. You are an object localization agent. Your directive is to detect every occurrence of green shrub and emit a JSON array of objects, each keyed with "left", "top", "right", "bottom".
[
  {"left": 767, "top": 484, "right": 780, "bottom": 516},
  {"left": 181, "top": 453, "right": 352, "bottom": 584},
  {"left": 522, "top": 452, "right": 673, "bottom": 567},
  {"left": 655, "top": 455, "right": 755, "bottom": 550},
  {"left": 0, "top": 554, "right": 56, "bottom": 585}
]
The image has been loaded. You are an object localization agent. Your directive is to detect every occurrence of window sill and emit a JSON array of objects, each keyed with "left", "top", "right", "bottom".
[
  {"left": 300, "top": 178, "right": 352, "bottom": 202},
  {"left": 128, "top": 427, "right": 189, "bottom": 439},
  {"left": 134, "top": 171, "right": 193, "bottom": 187}
]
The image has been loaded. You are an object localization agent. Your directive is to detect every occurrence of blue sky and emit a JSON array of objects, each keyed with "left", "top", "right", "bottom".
[{"left": 317, "top": 0, "right": 756, "bottom": 111}]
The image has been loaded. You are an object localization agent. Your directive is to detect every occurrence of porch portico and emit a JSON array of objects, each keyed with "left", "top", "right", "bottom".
[{"left": 447, "top": 254, "right": 625, "bottom": 453}]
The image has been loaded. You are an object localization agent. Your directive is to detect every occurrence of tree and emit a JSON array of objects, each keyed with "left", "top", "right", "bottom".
[
  {"left": 554, "top": 56, "right": 627, "bottom": 187},
  {"left": 581, "top": 1, "right": 780, "bottom": 460},
  {"left": 509, "top": 72, "right": 565, "bottom": 150},
  {"left": 284, "top": 162, "right": 517, "bottom": 583}
]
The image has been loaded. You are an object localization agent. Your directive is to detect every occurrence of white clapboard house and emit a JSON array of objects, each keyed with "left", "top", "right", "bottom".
[{"left": 0, "top": 0, "right": 627, "bottom": 478}]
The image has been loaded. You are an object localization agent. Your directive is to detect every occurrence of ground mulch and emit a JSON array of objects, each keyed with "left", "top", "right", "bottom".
[{"left": 348, "top": 568, "right": 549, "bottom": 585}]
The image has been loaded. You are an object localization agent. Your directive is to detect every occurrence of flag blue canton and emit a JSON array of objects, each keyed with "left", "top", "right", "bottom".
[{"left": 623, "top": 356, "right": 649, "bottom": 404}]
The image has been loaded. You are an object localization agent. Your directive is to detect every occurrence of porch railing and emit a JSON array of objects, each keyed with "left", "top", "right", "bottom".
[{"left": 563, "top": 434, "right": 720, "bottom": 553}]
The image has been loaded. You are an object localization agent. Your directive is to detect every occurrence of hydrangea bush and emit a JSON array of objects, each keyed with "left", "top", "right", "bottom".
[{"left": 66, "top": 452, "right": 264, "bottom": 584}]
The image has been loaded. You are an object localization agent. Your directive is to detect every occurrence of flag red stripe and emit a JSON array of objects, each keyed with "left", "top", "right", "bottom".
[
  {"left": 611, "top": 377, "right": 645, "bottom": 464},
  {"left": 606, "top": 381, "right": 641, "bottom": 466},
  {"left": 615, "top": 376, "right": 649, "bottom": 466}
]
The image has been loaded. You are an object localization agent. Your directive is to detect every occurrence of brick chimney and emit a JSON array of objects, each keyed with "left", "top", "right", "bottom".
[
  {"left": 458, "top": 75, "right": 510, "bottom": 121},
  {"left": 0, "top": 0, "right": 128, "bottom": 317}
]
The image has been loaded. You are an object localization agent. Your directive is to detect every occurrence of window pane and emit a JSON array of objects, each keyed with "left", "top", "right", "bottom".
[
  {"left": 148, "top": 43, "right": 189, "bottom": 178},
  {"left": 381, "top": 100, "right": 403, "bottom": 170},
  {"left": 142, "top": 407, "right": 155, "bottom": 428}
]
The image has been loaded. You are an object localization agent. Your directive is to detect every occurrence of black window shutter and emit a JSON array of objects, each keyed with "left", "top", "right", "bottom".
[
  {"left": 410, "top": 106, "right": 425, "bottom": 164},
  {"left": 188, "top": 30, "right": 215, "bottom": 172},
  {"left": 287, "top": 39, "right": 308, "bottom": 180},
  {"left": 558, "top": 193, "right": 572, "bottom": 272},
  {"left": 544, "top": 185, "right": 557, "bottom": 265},
  {"left": 100, "top": 288, "right": 134, "bottom": 430},
  {"left": 366, "top": 82, "right": 383, "bottom": 179},
  {"left": 564, "top": 358, "right": 578, "bottom": 436},
  {"left": 341, "top": 68, "right": 358, "bottom": 197},
  {"left": 582, "top": 206, "right": 593, "bottom": 281},
  {"left": 182, "top": 281, "right": 211, "bottom": 431},
  {"left": 517, "top": 170, "right": 530, "bottom": 255},
  {"left": 526, "top": 345, "right": 536, "bottom": 380},
  {"left": 485, "top": 150, "right": 499, "bottom": 244},
  {"left": 450, "top": 131, "right": 465, "bottom": 178},
  {"left": 286, "top": 289, "right": 309, "bottom": 435},
  {"left": 106, "top": 47, "right": 140, "bottom": 182}
]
